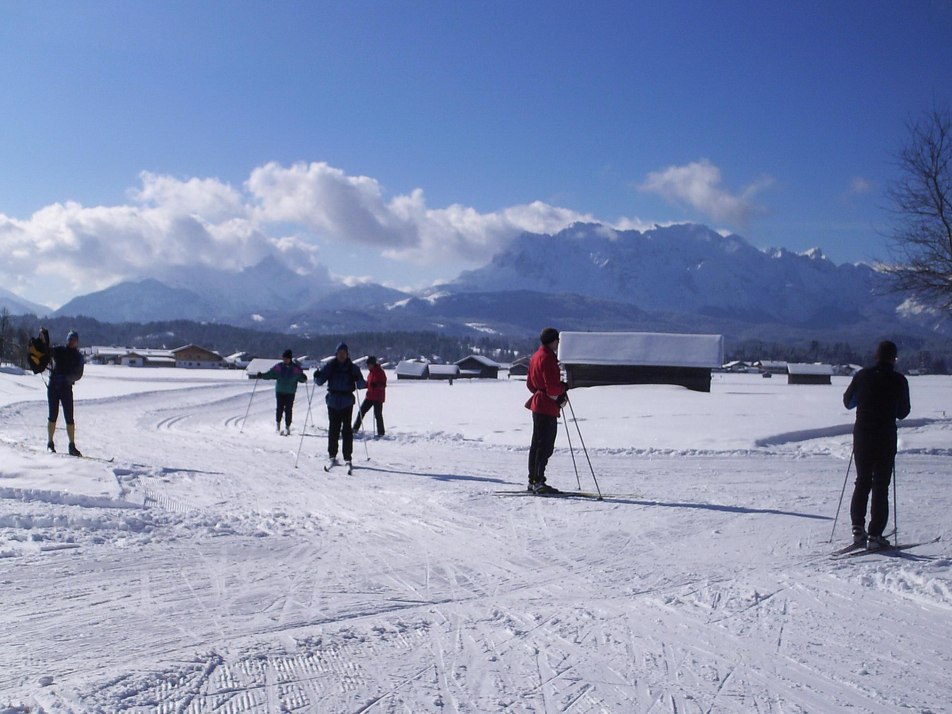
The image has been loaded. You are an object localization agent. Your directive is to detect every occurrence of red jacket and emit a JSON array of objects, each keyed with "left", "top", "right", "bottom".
[
  {"left": 526, "top": 344, "right": 564, "bottom": 416},
  {"left": 365, "top": 364, "right": 387, "bottom": 402}
]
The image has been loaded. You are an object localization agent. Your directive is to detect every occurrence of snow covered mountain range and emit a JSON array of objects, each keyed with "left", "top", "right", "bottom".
[{"left": 6, "top": 223, "right": 949, "bottom": 342}]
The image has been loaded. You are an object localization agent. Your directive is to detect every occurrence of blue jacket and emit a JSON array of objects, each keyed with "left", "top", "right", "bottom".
[
  {"left": 315, "top": 358, "right": 367, "bottom": 410},
  {"left": 49, "top": 345, "right": 84, "bottom": 388}
]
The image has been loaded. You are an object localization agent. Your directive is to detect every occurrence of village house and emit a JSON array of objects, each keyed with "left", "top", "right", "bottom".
[
  {"left": 395, "top": 360, "right": 429, "bottom": 380},
  {"left": 454, "top": 355, "right": 500, "bottom": 379}
]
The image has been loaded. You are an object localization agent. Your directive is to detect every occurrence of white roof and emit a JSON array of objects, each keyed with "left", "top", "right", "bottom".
[
  {"left": 428, "top": 364, "right": 461, "bottom": 376},
  {"left": 558, "top": 331, "right": 724, "bottom": 369},
  {"left": 455, "top": 355, "right": 500, "bottom": 368},
  {"left": 396, "top": 360, "right": 429, "bottom": 376},
  {"left": 245, "top": 357, "right": 285, "bottom": 374},
  {"left": 787, "top": 363, "right": 834, "bottom": 376}
]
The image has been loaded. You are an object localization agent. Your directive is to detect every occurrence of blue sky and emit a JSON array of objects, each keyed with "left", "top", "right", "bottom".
[{"left": 1, "top": 1, "right": 950, "bottom": 308}]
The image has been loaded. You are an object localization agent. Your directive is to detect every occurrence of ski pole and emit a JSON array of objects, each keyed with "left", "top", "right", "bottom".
[
  {"left": 294, "top": 380, "right": 316, "bottom": 469},
  {"left": 892, "top": 462, "right": 898, "bottom": 544},
  {"left": 829, "top": 450, "right": 854, "bottom": 542},
  {"left": 561, "top": 406, "right": 582, "bottom": 490},
  {"left": 565, "top": 395, "right": 602, "bottom": 498},
  {"left": 239, "top": 372, "right": 260, "bottom": 434},
  {"left": 355, "top": 389, "right": 370, "bottom": 461}
]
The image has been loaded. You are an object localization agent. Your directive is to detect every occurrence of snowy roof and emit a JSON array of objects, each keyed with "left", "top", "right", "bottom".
[
  {"left": 454, "top": 355, "right": 500, "bottom": 368},
  {"left": 787, "top": 363, "right": 834, "bottom": 376},
  {"left": 396, "top": 360, "right": 429, "bottom": 377},
  {"left": 428, "top": 364, "right": 461, "bottom": 376},
  {"left": 558, "top": 332, "right": 724, "bottom": 369},
  {"left": 245, "top": 357, "right": 284, "bottom": 375}
]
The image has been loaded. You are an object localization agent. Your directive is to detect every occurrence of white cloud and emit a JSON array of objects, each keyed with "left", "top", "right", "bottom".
[
  {"left": 0, "top": 160, "right": 650, "bottom": 307},
  {"left": 640, "top": 159, "right": 773, "bottom": 225},
  {"left": 848, "top": 176, "right": 872, "bottom": 196}
]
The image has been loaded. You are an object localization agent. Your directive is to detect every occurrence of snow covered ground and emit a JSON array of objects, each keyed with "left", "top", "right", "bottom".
[{"left": 1, "top": 365, "right": 950, "bottom": 713}]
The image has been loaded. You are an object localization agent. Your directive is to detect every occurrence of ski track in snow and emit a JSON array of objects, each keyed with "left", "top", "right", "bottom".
[{"left": 0, "top": 369, "right": 950, "bottom": 712}]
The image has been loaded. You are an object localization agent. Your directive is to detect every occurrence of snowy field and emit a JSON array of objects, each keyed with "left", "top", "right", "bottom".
[{"left": 1, "top": 365, "right": 950, "bottom": 713}]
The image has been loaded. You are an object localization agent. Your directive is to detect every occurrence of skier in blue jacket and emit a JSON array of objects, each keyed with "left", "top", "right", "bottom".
[{"left": 314, "top": 342, "right": 366, "bottom": 469}]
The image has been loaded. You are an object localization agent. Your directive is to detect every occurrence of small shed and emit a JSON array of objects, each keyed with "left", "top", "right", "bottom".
[
  {"left": 428, "top": 364, "right": 461, "bottom": 381},
  {"left": 787, "top": 363, "right": 833, "bottom": 385},
  {"left": 396, "top": 360, "right": 429, "bottom": 380},
  {"left": 455, "top": 355, "right": 500, "bottom": 379},
  {"left": 508, "top": 355, "right": 530, "bottom": 378},
  {"left": 558, "top": 331, "right": 725, "bottom": 393}
]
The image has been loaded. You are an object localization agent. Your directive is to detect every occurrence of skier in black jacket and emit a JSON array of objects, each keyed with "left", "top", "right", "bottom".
[
  {"left": 843, "top": 340, "right": 910, "bottom": 549},
  {"left": 47, "top": 330, "right": 85, "bottom": 456}
]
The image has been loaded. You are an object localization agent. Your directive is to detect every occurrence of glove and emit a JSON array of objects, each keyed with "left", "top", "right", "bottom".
[
  {"left": 556, "top": 392, "right": 568, "bottom": 407},
  {"left": 302, "top": 374, "right": 308, "bottom": 382},
  {"left": 256, "top": 372, "right": 263, "bottom": 378}
]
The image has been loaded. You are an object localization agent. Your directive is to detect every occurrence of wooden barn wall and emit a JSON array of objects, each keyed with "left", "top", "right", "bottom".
[{"left": 563, "top": 364, "right": 712, "bottom": 393}]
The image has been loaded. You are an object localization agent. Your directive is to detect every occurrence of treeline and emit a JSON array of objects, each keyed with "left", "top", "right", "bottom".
[
  {"left": 0, "top": 312, "right": 535, "bottom": 367},
  {"left": 729, "top": 338, "right": 949, "bottom": 374},
  {"left": 2, "top": 311, "right": 948, "bottom": 374}
]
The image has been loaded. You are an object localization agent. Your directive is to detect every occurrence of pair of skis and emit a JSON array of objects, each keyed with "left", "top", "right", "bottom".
[{"left": 831, "top": 536, "right": 940, "bottom": 558}]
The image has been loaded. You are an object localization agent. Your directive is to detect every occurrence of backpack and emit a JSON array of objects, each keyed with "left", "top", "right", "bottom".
[{"left": 27, "top": 329, "right": 51, "bottom": 374}]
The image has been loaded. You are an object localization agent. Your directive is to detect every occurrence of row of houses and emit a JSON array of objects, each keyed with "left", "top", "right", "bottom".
[
  {"left": 84, "top": 345, "right": 224, "bottom": 369},
  {"left": 395, "top": 355, "right": 500, "bottom": 381}
]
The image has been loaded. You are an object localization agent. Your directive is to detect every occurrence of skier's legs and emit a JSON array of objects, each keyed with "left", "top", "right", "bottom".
[
  {"left": 341, "top": 406, "right": 355, "bottom": 461},
  {"left": 275, "top": 395, "right": 283, "bottom": 427},
  {"left": 327, "top": 407, "right": 344, "bottom": 458},
  {"left": 372, "top": 401, "right": 385, "bottom": 436},
  {"left": 867, "top": 440, "right": 896, "bottom": 538},
  {"left": 61, "top": 387, "right": 75, "bottom": 426},
  {"left": 528, "top": 412, "right": 558, "bottom": 484},
  {"left": 353, "top": 399, "right": 368, "bottom": 430},
  {"left": 47, "top": 384, "right": 60, "bottom": 425},
  {"left": 849, "top": 438, "right": 874, "bottom": 532},
  {"left": 284, "top": 393, "right": 295, "bottom": 428}
]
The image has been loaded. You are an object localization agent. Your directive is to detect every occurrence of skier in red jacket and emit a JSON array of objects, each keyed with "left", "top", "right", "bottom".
[
  {"left": 354, "top": 356, "right": 387, "bottom": 437},
  {"left": 525, "top": 327, "right": 567, "bottom": 494}
]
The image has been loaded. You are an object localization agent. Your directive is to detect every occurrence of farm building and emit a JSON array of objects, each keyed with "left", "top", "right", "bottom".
[
  {"left": 558, "top": 331, "right": 725, "bottom": 393},
  {"left": 787, "top": 363, "right": 833, "bottom": 385},
  {"left": 428, "top": 364, "right": 461, "bottom": 381},
  {"left": 455, "top": 355, "right": 500, "bottom": 379},
  {"left": 396, "top": 361, "right": 429, "bottom": 380},
  {"left": 507, "top": 355, "right": 530, "bottom": 378}
]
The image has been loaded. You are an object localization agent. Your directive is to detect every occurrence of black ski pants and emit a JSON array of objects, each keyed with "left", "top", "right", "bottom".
[
  {"left": 528, "top": 412, "right": 558, "bottom": 485},
  {"left": 275, "top": 393, "right": 295, "bottom": 428},
  {"left": 849, "top": 428, "right": 897, "bottom": 538},
  {"left": 47, "top": 381, "right": 75, "bottom": 425},
  {"left": 354, "top": 399, "right": 385, "bottom": 436},
  {"left": 327, "top": 405, "right": 354, "bottom": 461}
]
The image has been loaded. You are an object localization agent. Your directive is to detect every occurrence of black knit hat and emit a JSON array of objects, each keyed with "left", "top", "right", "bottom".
[
  {"left": 875, "top": 340, "right": 898, "bottom": 363},
  {"left": 539, "top": 327, "right": 559, "bottom": 345},
  {"left": 283, "top": 349, "right": 293, "bottom": 359}
]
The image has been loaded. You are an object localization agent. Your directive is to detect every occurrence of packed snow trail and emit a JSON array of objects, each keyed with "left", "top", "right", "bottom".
[{"left": 0, "top": 368, "right": 950, "bottom": 712}]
